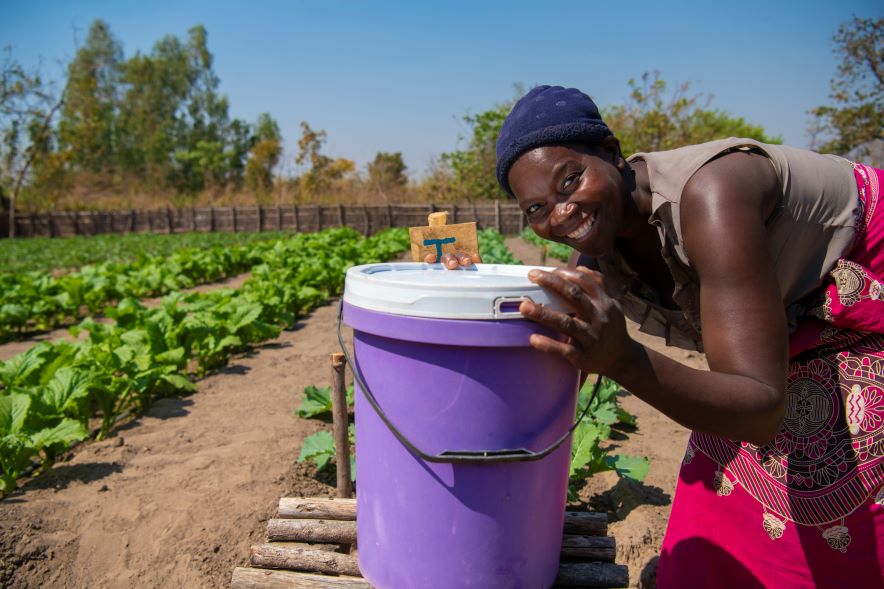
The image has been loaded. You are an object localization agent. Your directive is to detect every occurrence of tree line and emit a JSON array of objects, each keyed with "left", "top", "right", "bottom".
[{"left": 1, "top": 16, "right": 880, "bottom": 225}]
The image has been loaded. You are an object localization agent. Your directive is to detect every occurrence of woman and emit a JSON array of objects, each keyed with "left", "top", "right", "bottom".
[{"left": 447, "top": 85, "right": 882, "bottom": 588}]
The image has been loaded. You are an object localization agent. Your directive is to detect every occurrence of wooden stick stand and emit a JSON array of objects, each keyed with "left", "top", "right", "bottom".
[{"left": 230, "top": 497, "right": 628, "bottom": 588}]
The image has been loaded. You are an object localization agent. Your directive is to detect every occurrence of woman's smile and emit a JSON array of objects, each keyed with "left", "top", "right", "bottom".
[{"left": 565, "top": 210, "right": 596, "bottom": 241}]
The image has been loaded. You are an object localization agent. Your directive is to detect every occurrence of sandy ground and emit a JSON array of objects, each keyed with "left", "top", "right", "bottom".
[{"left": 0, "top": 239, "right": 706, "bottom": 589}]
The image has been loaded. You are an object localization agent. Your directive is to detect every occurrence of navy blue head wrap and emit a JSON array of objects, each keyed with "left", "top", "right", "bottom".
[{"left": 495, "top": 85, "right": 612, "bottom": 197}]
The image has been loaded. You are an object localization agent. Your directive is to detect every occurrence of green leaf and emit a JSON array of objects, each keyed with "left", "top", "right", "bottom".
[
  {"left": 615, "top": 407, "right": 637, "bottom": 427},
  {"left": 298, "top": 430, "right": 335, "bottom": 470},
  {"left": 296, "top": 385, "right": 333, "bottom": 418},
  {"left": 569, "top": 421, "right": 604, "bottom": 477},
  {"left": 0, "top": 394, "right": 31, "bottom": 435},
  {"left": 39, "top": 367, "right": 93, "bottom": 417},
  {"left": 160, "top": 373, "right": 197, "bottom": 393},
  {"left": 593, "top": 404, "right": 620, "bottom": 426},
  {"left": 30, "top": 418, "right": 88, "bottom": 450},
  {"left": 605, "top": 454, "right": 650, "bottom": 482}
]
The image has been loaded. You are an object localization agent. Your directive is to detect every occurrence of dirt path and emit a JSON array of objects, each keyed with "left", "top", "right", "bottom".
[{"left": 2, "top": 240, "right": 704, "bottom": 589}]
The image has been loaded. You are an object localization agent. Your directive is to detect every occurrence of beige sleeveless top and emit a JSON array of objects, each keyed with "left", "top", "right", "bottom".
[{"left": 596, "top": 138, "right": 859, "bottom": 351}]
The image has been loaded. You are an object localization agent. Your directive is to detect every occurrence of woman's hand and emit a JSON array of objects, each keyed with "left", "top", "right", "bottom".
[
  {"left": 519, "top": 266, "right": 637, "bottom": 377},
  {"left": 424, "top": 252, "right": 483, "bottom": 269}
]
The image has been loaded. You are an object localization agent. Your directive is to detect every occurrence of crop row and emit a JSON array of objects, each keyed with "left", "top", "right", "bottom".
[
  {"left": 0, "top": 234, "right": 310, "bottom": 341},
  {"left": 0, "top": 230, "right": 291, "bottom": 275},
  {"left": 0, "top": 227, "right": 411, "bottom": 496}
]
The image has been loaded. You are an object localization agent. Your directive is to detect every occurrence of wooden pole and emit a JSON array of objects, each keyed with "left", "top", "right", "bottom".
[
  {"left": 330, "top": 353, "right": 352, "bottom": 499},
  {"left": 554, "top": 562, "right": 629, "bottom": 588},
  {"left": 277, "top": 206, "right": 282, "bottom": 231},
  {"left": 275, "top": 498, "right": 608, "bottom": 535},
  {"left": 278, "top": 497, "right": 356, "bottom": 520},
  {"left": 495, "top": 199, "right": 501, "bottom": 232},
  {"left": 250, "top": 544, "right": 360, "bottom": 577},
  {"left": 338, "top": 204, "right": 344, "bottom": 229},
  {"left": 562, "top": 511, "right": 608, "bottom": 536},
  {"left": 166, "top": 208, "right": 174, "bottom": 234},
  {"left": 294, "top": 205, "right": 300, "bottom": 233},
  {"left": 560, "top": 535, "right": 615, "bottom": 561},
  {"left": 231, "top": 567, "right": 371, "bottom": 589},
  {"left": 233, "top": 207, "right": 239, "bottom": 232},
  {"left": 267, "top": 519, "right": 357, "bottom": 544},
  {"left": 386, "top": 204, "right": 393, "bottom": 229},
  {"left": 362, "top": 205, "right": 369, "bottom": 235}
]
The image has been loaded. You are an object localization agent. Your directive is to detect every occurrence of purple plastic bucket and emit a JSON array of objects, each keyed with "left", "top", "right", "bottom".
[{"left": 341, "top": 264, "right": 579, "bottom": 589}]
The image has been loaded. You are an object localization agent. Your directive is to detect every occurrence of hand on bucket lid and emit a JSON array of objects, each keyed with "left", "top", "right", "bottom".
[{"left": 424, "top": 251, "right": 483, "bottom": 269}]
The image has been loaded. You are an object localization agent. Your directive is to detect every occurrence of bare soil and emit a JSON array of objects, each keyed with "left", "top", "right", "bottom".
[{"left": 0, "top": 240, "right": 706, "bottom": 589}]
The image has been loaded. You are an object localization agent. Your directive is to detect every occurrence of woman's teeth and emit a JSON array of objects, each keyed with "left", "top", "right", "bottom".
[{"left": 567, "top": 214, "right": 595, "bottom": 240}]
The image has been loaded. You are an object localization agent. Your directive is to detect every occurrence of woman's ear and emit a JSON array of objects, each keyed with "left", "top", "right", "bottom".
[{"left": 600, "top": 136, "right": 624, "bottom": 168}]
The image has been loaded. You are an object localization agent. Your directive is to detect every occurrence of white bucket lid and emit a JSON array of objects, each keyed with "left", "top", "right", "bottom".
[{"left": 343, "top": 263, "right": 569, "bottom": 320}]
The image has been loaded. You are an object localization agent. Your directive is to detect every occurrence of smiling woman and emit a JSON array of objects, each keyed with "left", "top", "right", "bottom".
[{"left": 493, "top": 85, "right": 884, "bottom": 589}]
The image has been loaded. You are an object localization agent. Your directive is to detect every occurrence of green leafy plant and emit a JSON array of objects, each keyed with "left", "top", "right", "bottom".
[
  {"left": 568, "top": 378, "right": 649, "bottom": 502},
  {"left": 0, "top": 227, "right": 411, "bottom": 496},
  {"left": 295, "top": 384, "right": 354, "bottom": 419},
  {"left": 477, "top": 228, "right": 521, "bottom": 264},
  {"left": 520, "top": 228, "right": 573, "bottom": 263}
]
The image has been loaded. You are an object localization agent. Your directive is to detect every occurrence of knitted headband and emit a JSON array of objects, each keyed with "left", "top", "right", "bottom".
[{"left": 495, "top": 85, "right": 612, "bottom": 197}]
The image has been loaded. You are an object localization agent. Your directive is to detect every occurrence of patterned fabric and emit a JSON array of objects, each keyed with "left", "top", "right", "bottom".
[{"left": 658, "top": 164, "right": 884, "bottom": 588}]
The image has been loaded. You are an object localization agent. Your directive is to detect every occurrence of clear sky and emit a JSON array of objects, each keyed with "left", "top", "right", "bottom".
[{"left": 3, "top": 0, "right": 882, "bottom": 178}]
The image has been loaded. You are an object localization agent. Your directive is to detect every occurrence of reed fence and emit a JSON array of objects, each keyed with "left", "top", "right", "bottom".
[{"left": 1, "top": 202, "right": 528, "bottom": 238}]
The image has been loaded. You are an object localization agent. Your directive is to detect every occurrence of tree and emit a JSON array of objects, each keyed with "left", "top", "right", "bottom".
[
  {"left": 439, "top": 104, "right": 512, "bottom": 200},
  {"left": 245, "top": 113, "right": 281, "bottom": 195},
  {"left": 0, "top": 47, "right": 66, "bottom": 235},
  {"left": 116, "top": 24, "right": 251, "bottom": 195},
  {"left": 57, "top": 19, "right": 122, "bottom": 177},
  {"left": 294, "top": 121, "right": 355, "bottom": 200},
  {"left": 604, "top": 71, "right": 781, "bottom": 156},
  {"left": 810, "top": 16, "right": 883, "bottom": 157},
  {"left": 366, "top": 151, "right": 407, "bottom": 200}
]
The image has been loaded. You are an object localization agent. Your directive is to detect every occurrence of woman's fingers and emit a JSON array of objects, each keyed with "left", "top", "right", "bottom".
[
  {"left": 520, "top": 299, "right": 597, "bottom": 345},
  {"left": 527, "top": 333, "right": 583, "bottom": 367},
  {"left": 527, "top": 268, "right": 605, "bottom": 318},
  {"left": 426, "top": 252, "right": 480, "bottom": 269}
]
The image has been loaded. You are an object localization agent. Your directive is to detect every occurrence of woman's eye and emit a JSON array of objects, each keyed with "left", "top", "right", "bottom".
[
  {"left": 526, "top": 203, "right": 543, "bottom": 216},
  {"left": 562, "top": 173, "right": 581, "bottom": 191}
]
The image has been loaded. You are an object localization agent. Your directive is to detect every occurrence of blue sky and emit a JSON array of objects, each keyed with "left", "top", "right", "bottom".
[{"left": 3, "top": 1, "right": 882, "bottom": 178}]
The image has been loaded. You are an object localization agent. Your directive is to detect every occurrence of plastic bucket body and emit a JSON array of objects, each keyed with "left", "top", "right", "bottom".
[{"left": 344, "top": 301, "right": 579, "bottom": 589}]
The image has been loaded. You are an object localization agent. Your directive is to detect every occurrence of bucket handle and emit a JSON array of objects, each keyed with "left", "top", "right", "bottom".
[{"left": 337, "top": 300, "right": 600, "bottom": 464}]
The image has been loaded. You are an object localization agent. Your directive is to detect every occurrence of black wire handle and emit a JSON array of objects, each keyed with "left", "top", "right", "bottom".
[{"left": 337, "top": 300, "right": 601, "bottom": 464}]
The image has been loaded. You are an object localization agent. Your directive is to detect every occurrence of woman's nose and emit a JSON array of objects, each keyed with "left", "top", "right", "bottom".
[{"left": 551, "top": 201, "right": 577, "bottom": 225}]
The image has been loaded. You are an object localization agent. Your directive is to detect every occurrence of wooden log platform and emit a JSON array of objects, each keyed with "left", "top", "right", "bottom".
[{"left": 230, "top": 497, "right": 628, "bottom": 589}]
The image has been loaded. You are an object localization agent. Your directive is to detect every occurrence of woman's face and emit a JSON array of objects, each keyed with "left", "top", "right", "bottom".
[{"left": 509, "top": 141, "right": 627, "bottom": 257}]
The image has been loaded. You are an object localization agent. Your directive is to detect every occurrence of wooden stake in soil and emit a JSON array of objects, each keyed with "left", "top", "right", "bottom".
[{"left": 330, "top": 352, "right": 352, "bottom": 499}]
